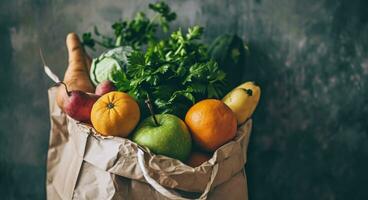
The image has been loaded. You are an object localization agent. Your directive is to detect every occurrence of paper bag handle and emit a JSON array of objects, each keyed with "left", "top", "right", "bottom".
[{"left": 137, "top": 149, "right": 218, "bottom": 200}]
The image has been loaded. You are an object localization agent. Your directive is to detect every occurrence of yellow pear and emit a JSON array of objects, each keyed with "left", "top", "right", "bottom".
[{"left": 222, "top": 82, "right": 261, "bottom": 125}]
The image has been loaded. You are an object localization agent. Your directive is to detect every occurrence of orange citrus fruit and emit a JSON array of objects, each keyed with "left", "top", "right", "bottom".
[
  {"left": 91, "top": 91, "right": 140, "bottom": 137},
  {"left": 185, "top": 99, "right": 237, "bottom": 152}
]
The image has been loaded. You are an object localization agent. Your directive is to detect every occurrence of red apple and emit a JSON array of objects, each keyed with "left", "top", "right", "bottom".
[{"left": 58, "top": 82, "right": 99, "bottom": 123}]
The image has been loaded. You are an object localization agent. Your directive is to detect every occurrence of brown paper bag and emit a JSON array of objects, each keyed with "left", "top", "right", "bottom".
[{"left": 46, "top": 87, "right": 251, "bottom": 200}]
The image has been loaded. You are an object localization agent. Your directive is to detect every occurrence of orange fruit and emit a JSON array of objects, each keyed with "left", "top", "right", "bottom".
[
  {"left": 185, "top": 99, "right": 237, "bottom": 152},
  {"left": 91, "top": 91, "right": 140, "bottom": 137},
  {"left": 186, "top": 151, "right": 212, "bottom": 167}
]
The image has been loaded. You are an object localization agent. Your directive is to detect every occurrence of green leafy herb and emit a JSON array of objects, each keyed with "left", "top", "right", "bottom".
[
  {"left": 113, "top": 26, "right": 226, "bottom": 118},
  {"left": 148, "top": 1, "right": 176, "bottom": 32},
  {"left": 84, "top": 2, "right": 228, "bottom": 118},
  {"left": 82, "top": 1, "right": 176, "bottom": 49}
]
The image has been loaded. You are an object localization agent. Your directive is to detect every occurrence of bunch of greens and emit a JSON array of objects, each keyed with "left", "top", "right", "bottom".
[
  {"left": 114, "top": 26, "right": 226, "bottom": 117},
  {"left": 82, "top": 2, "right": 176, "bottom": 49},
  {"left": 82, "top": 2, "right": 227, "bottom": 118}
]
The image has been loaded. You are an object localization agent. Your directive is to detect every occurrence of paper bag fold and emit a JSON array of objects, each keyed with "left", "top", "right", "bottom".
[{"left": 47, "top": 87, "right": 250, "bottom": 199}]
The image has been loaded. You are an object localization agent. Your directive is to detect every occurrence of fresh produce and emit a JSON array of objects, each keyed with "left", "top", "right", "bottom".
[
  {"left": 56, "top": 33, "right": 95, "bottom": 110},
  {"left": 90, "top": 46, "right": 132, "bottom": 86},
  {"left": 95, "top": 80, "right": 116, "bottom": 96},
  {"left": 52, "top": 2, "right": 259, "bottom": 161},
  {"left": 58, "top": 82, "right": 99, "bottom": 123},
  {"left": 185, "top": 99, "right": 237, "bottom": 152},
  {"left": 91, "top": 91, "right": 140, "bottom": 137},
  {"left": 186, "top": 151, "right": 211, "bottom": 167},
  {"left": 132, "top": 113, "right": 192, "bottom": 162},
  {"left": 118, "top": 27, "right": 226, "bottom": 118},
  {"left": 222, "top": 81, "right": 261, "bottom": 125},
  {"left": 209, "top": 34, "right": 247, "bottom": 92}
]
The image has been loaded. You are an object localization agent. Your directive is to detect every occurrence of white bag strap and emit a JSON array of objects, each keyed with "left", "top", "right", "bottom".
[
  {"left": 137, "top": 149, "right": 218, "bottom": 200},
  {"left": 40, "top": 49, "right": 61, "bottom": 84}
]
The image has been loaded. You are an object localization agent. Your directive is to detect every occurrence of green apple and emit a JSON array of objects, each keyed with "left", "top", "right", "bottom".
[{"left": 132, "top": 114, "right": 192, "bottom": 161}]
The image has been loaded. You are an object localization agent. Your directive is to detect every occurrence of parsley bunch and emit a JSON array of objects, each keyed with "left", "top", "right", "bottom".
[
  {"left": 82, "top": 2, "right": 227, "bottom": 118},
  {"left": 82, "top": 2, "right": 176, "bottom": 49},
  {"left": 113, "top": 26, "right": 226, "bottom": 118}
]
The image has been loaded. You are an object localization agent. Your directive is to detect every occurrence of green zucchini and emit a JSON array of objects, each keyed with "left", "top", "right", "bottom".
[{"left": 209, "top": 34, "right": 248, "bottom": 92}]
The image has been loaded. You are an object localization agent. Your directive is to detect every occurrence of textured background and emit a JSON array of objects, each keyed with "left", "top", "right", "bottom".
[{"left": 1, "top": 0, "right": 368, "bottom": 199}]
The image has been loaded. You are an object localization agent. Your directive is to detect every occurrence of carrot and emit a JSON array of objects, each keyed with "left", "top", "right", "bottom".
[{"left": 56, "top": 33, "right": 95, "bottom": 109}]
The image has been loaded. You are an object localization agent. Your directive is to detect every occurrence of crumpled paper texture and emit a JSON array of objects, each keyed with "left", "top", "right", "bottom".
[{"left": 46, "top": 87, "right": 251, "bottom": 200}]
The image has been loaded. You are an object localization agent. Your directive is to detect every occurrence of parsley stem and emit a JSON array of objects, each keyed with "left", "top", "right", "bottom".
[
  {"left": 115, "top": 35, "right": 123, "bottom": 47},
  {"left": 148, "top": 14, "right": 160, "bottom": 26}
]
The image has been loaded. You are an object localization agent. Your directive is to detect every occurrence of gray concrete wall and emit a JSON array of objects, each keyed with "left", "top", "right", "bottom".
[{"left": 1, "top": 0, "right": 368, "bottom": 199}]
